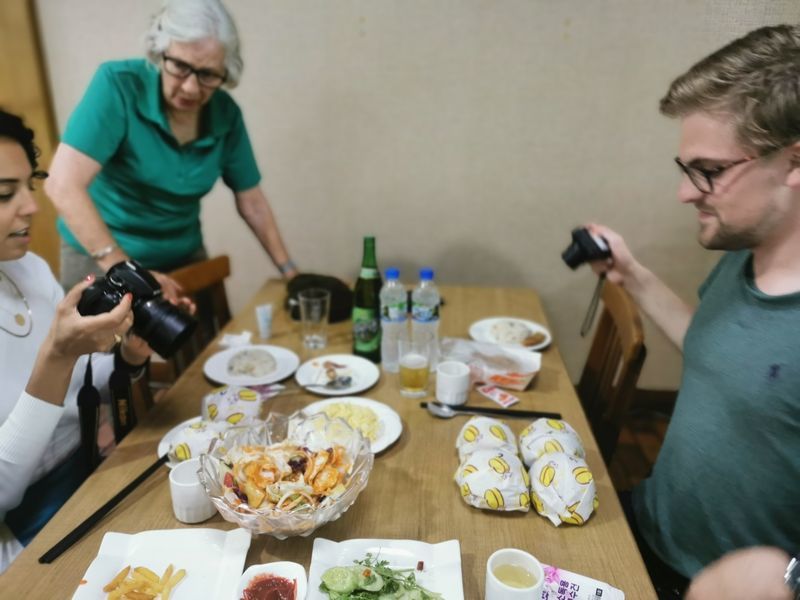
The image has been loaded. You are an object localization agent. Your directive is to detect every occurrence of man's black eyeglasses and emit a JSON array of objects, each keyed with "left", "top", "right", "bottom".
[
  {"left": 674, "top": 155, "right": 760, "bottom": 194},
  {"left": 162, "top": 54, "right": 227, "bottom": 88}
]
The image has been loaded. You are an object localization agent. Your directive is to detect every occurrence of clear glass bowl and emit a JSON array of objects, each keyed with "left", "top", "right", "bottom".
[{"left": 198, "top": 411, "right": 374, "bottom": 539}]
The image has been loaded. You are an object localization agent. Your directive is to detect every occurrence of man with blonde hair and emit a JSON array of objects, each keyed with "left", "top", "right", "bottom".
[{"left": 590, "top": 24, "right": 800, "bottom": 598}]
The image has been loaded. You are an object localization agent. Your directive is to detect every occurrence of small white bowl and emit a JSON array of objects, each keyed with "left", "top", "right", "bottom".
[{"left": 235, "top": 561, "right": 307, "bottom": 599}]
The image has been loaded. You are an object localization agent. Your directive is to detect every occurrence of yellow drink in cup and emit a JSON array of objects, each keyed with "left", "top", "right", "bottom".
[{"left": 398, "top": 335, "right": 433, "bottom": 398}]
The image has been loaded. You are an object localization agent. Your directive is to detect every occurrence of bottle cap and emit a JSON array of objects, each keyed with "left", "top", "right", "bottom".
[
  {"left": 420, "top": 267, "right": 434, "bottom": 280},
  {"left": 385, "top": 267, "right": 400, "bottom": 280}
]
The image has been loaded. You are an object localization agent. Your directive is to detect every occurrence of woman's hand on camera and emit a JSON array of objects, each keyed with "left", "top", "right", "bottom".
[{"left": 46, "top": 275, "right": 135, "bottom": 359}]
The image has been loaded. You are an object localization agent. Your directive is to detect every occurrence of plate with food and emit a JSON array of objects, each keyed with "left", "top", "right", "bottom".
[
  {"left": 469, "top": 317, "right": 552, "bottom": 351},
  {"left": 294, "top": 354, "right": 380, "bottom": 396},
  {"left": 307, "top": 537, "right": 463, "bottom": 600},
  {"left": 302, "top": 397, "right": 402, "bottom": 454},
  {"left": 203, "top": 344, "right": 300, "bottom": 386},
  {"left": 72, "top": 528, "right": 250, "bottom": 600}
]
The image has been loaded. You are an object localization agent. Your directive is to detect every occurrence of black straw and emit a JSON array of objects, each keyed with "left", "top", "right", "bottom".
[{"left": 38, "top": 454, "right": 169, "bottom": 564}]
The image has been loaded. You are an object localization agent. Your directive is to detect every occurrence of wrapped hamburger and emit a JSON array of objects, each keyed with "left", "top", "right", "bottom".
[
  {"left": 529, "top": 451, "right": 598, "bottom": 526},
  {"left": 518, "top": 418, "right": 585, "bottom": 467},
  {"left": 167, "top": 419, "right": 229, "bottom": 463},
  {"left": 455, "top": 416, "right": 517, "bottom": 462},
  {"left": 202, "top": 385, "right": 265, "bottom": 426},
  {"left": 454, "top": 448, "right": 531, "bottom": 512}
]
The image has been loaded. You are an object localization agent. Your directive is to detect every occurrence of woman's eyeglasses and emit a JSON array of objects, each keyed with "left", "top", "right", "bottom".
[{"left": 162, "top": 55, "right": 227, "bottom": 89}]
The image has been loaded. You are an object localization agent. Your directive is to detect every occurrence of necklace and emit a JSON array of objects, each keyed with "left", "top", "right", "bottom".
[{"left": 0, "top": 269, "right": 32, "bottom": 337}]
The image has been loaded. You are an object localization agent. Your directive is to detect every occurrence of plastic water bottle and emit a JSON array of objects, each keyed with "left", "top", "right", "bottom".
[
  {"left": 379, "top": 267, "right": 407, "bottom": 373},
  {"left": 411, "top": 267, "right": 440, "bottom": 368}
]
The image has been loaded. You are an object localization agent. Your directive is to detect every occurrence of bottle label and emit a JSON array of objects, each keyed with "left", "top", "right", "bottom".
[
  {"left": 412, "top": 302, "right": 439, "bottom": 323},
  {"left": 359, "top": 267, "right": 379, "bottom": 279},
  {"left": 353, "top": 307, "right": 380, "bottom": 351},
  {"left": 381, "top": 302, "right": 407, "bottom": 323}
]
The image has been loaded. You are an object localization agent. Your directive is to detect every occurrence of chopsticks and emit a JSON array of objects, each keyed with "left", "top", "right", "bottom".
[
  {"left": 422, "top": 401, "right": 562, "bottom": 420},
  {"left": 39, "top": 454, "right": 169, "bottom": 564}
]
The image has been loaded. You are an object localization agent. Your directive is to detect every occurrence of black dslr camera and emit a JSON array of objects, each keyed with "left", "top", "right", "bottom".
[
  {"left": 561, "top": 227, "right": 612, "bottom": 269},
  {"left": 77, "top": 260, "right": 197, "bottom": 358}
]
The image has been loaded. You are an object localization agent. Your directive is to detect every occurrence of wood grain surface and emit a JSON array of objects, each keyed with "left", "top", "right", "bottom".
[{"left": 1, "top": 282, "right": 656, "bottom": 599}]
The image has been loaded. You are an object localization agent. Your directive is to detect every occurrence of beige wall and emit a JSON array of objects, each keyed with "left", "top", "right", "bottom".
[{"left": 35, "top": 0, "right": 799, "bottom": 388}]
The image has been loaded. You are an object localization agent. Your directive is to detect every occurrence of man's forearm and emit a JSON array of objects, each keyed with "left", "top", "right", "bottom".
[{"left": 624, "top": 264, "right": 694, "bottom": 351}]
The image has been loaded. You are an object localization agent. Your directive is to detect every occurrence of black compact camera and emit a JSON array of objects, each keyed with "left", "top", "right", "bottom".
[
  {"left": 77, "top": 260, "right": 197, "bottom": 358},
  {"left": 561, "top": 227, "right": 612, "bottom": 269}
]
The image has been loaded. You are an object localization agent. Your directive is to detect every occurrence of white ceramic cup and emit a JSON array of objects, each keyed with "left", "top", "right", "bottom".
[
  {"left": 435, "top": 360, "right": 470, "bottom": 406},
  {"left": 485, "top": 548, "right": 545, "bottom": 599},
  {"left": 169, "top": 458, "right": 216, "bottom": 524}
]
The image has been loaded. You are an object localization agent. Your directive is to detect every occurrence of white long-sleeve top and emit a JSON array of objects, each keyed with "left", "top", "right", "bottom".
[{"left": 0, "top": 253, "right": 113, "bottom": 573}]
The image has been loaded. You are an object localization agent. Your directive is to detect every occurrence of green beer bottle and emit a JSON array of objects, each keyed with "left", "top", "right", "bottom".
[{"left": 352, "top": 236, "right": 383, "bottom": 362}]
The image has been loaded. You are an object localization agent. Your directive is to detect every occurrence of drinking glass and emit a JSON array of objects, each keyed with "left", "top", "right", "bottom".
[
  {"left": 398, "top": 337, "right": 433, "bottom": 397},
  {"left": 298, "top": 288, "right": 330, "bottom": 349},
  {"left": 485, "top": 548, "right": 545, "bottom": 599}
]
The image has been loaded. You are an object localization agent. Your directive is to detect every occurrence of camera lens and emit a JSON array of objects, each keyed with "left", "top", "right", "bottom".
[
  {"left": 561, "top": 243, "right": 585, "bottom": 270},
  {"left": 132, "top": 298, "right": 197, "bottom": 358}
]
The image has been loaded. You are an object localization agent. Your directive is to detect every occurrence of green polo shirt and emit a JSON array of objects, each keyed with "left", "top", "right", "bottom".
[{"left": 58, "top": 59, "right": 261, "bottom": 269}]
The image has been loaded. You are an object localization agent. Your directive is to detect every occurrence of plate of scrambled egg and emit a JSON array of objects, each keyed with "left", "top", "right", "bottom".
[{"left": 302, "top": 397, "right": 402, "bottom": 454}]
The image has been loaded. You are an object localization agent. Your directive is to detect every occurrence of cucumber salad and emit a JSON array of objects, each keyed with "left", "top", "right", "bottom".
[{"left": 319, "top": 554, "right": 443, "bottom": 599}]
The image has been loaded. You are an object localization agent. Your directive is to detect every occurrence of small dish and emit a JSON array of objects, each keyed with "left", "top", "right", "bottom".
[
  {"left": 295, "top": 354, "right": 380, "bottom": 396},
  {"left": 469, "top": 317, "right": 552, "bottom": 351},
  {"left": 203, "top": 345, "right": 300, "bottom": 386},
  {"left": 235, "top": 561, "right": 307, "bottom": 600}
]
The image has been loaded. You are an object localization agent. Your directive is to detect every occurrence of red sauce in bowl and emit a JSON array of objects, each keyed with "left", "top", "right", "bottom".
[{"left": 241, "top": 574, "right": 297, "bottom": 600}]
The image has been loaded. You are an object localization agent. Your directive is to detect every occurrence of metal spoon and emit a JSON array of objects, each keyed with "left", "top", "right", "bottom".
[
  {"left": 423, "top": 401, "right": 561, "bottom": 420},
  {"left": 302, "top": 375, "right": 353, "bottom": 391}
]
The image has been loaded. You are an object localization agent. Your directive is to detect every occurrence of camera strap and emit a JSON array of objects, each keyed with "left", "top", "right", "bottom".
[
  {"left": 76, "top": 357, "right": 101, "bottom": 475},
  {"left": 109, "top": 354, "right": 138, "bottom": 443},
  {"left": 580, "top": 274, "right": 606, "bottom": 337}
]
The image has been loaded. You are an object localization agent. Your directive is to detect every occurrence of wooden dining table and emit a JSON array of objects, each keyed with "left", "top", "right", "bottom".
[{"left": 2, "top": 282, "right": 657, "bottom": 599}]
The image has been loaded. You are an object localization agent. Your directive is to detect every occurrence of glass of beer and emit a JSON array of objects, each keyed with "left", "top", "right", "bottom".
[{"left": 398, "top": 337, "right": 432, "bottom": 397}]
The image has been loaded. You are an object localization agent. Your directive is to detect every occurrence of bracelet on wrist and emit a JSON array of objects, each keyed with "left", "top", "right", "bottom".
[
  {"left": 113, "top": 343, "right": 149, "bottom": 381},
  {"left": 278, "top": 259, "right": 297, "bottom": 275},
  {"left": 90, "top": 244, "right": 118, "bottom": 260}
]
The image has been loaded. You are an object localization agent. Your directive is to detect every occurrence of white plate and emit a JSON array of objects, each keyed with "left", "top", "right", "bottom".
[
  {"left": 71, "top": 528, "right": 251, "bottom": 600},
  {"left": 469, "top": 317, "right": 552, "bottom": 351},
  {"left": 203, "top": 344, "right": 300, "bottom": 386},
  {"left": 302, "top": 397, "right": 402, "bottom": 454},
  {"left": 157, "top": 416, "right": 203, "bottom": 468},
  {"left": 307, "top": 538, "right": 464, "bottom": 600},
  {"left": 236, "top": 561, "right": 307, "bottom": 600},
  {"left": 294, "top": 354, "right": 380, "bottom": 396}
]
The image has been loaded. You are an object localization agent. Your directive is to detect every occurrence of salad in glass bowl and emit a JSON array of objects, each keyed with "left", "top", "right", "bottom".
[{"left": 199, "top": 411, "right": 374, "bottom": 538}]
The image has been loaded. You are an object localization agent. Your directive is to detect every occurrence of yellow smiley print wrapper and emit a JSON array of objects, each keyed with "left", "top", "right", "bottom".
[
  {"left": 202, "top": 385, "right": 265, "bottom": 426},
  {"left": 168, "top": 419, "right": 229, "bottom": 463},
  {"left": 519, "top": 418, "right": 585, "bottom": 467},
  {"left": 455, "top": 416, "right": 517, "bottom": 462},
  {"left": 454, "top": 448, "right": 531, "bottom": 512},
  {"left": 529, "top": 451, "right": 598, "bottom": 526}
]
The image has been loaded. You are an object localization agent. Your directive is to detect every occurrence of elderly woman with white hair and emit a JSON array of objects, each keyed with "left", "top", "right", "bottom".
[{"left": 46, "top": 0, "right": 298, "bottom": 297}]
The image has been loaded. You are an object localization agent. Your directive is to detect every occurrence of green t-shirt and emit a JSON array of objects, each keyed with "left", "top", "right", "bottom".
[
  {"left": 59, "top": 59, "right": 261, "bottom": 269},
  {"left": 633, "top": 250, "right": 800, "bottom": 577}
]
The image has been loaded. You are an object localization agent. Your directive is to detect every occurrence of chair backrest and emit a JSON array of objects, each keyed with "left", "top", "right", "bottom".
[
  {"left": 158, "top": 255, "right": 232, "bottom": 378},
  {"left": 576, "top": 281, "right": 646, "bottom": 464}
]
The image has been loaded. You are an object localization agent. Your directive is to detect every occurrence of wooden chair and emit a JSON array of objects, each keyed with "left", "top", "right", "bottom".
[
  {"left": 576, "top": 281, "right": 647, "bottom": 464},
  {"left": 148, "top": 255, "right": 232, "bottom": 390}
]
